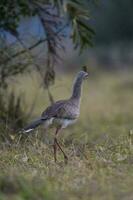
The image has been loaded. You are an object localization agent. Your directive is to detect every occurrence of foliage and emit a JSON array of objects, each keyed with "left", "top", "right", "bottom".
[
  {"left": 0, "top": 0, "right": 35, "bottom": 35},
  {"left": 0, "top": 0, "right": 95, "bottom": 56},
  {"left": 0, "top": 0, "right": 95, "bottom": 79},
  {"left": 0, "top": 44, "right": 29, "bottom": 89},
  {"left": 66, "top": 1, "right": 94, "bottom": 50},
  {"left": 0, "top": 91, "right": 27, "bottom": 132}
]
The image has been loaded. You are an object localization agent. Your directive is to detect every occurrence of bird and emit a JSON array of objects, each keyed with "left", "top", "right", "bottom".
[{"left": 23, "top": 71, "right": 88, "bottom": 163}]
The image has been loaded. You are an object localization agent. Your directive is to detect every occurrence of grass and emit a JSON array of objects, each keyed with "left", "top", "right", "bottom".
[{"left": 0, "top": 70, "right": 133, "bottom": 199}]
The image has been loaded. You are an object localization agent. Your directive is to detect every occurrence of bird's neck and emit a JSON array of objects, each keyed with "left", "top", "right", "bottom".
[{"left": 71, "top": 77, "right": 83, "bottom": 103}]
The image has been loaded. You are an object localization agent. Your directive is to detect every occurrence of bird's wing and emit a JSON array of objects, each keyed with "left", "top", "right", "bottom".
[{"left": 41, "top": 100, "right": 78, "bottom": 120}]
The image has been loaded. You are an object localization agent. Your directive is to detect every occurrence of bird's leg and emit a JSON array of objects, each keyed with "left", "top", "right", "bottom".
[
  {"left": 53, "top": 127, "right": 68, "bottom": 163},
  {"left": 53, "top": 138, "right": 57, "bottom": 163},
  {"left": 55, "top": 138, "right": 68, "bottom": 164}
]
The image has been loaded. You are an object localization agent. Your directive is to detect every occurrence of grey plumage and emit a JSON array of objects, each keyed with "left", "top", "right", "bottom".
[
  {"left": 23, "top": 71, "right": 88, "bottom": 133},
  {"left": 22, "top": 71, "right": 88, "bottom": 162}
]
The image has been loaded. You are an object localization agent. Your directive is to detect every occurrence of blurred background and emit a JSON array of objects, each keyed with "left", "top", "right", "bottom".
[{"left": 63, "top": 0, "right": 133, "bottom": 71}]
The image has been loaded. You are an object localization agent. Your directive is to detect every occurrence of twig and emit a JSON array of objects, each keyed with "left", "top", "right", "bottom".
[{"left": 4, "top": 23, "right": 68, "bottom": 65}]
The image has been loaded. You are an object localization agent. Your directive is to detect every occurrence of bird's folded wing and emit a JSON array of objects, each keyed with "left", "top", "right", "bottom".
[
  {"left": 41, "top": 100, "right": 78, "bottom": 120},
  {"left": 54, "top": 107, "right": 78, "bottom": 119}
]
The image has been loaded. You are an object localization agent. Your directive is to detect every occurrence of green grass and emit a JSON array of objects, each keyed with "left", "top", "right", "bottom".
[{"left": 0, "top": 70, "right": 133, "bottom": 200}]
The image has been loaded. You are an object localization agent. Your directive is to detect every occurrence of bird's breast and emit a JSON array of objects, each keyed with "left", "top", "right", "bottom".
[{"left": 52, "top": 117, "right": 77, "bottom": 128}]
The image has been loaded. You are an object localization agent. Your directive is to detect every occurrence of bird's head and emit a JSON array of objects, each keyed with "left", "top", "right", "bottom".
[
  {"left": 71, "top": 70, "right": 88, "bottom": 99},
  {"left": 77, "top": 71, "right": 88, "bottom": 80}
]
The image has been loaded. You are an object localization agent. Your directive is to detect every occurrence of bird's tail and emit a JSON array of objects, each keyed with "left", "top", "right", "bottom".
[{"left": 23, "top": 117, "right": 44, "bottom": 133}]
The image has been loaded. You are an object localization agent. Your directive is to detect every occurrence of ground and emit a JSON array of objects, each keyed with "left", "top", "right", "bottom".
[{"left": 0, "top": 70, "right": 133, "bottom": 200}]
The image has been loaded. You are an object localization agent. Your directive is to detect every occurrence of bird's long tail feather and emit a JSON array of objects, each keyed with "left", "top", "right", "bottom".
[{"left": 23, "top": 118, "right": 44, "bottom": 133}]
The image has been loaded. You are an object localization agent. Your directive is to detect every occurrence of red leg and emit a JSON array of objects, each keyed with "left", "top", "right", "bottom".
[
  {"left": 53, "top": 127, "right": 68, "bottom": 163},
  {"left": 53, "top": 139, "right": 57, "bottom": 162},
  {"left": 55, "top": 138, "right": 68, "bottom": 163},
  {"left": 53, "top": 128, "right": 59, "bottom": 163}
]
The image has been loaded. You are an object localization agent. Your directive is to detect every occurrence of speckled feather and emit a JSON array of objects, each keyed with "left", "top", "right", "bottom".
[{"left": 41, "top": 99, "right": 80, "bottom": 120}]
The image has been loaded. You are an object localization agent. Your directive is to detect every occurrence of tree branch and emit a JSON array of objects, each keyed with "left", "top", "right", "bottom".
[{"left": 4, "top": 23, "right": 68, "bottom": 65}]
